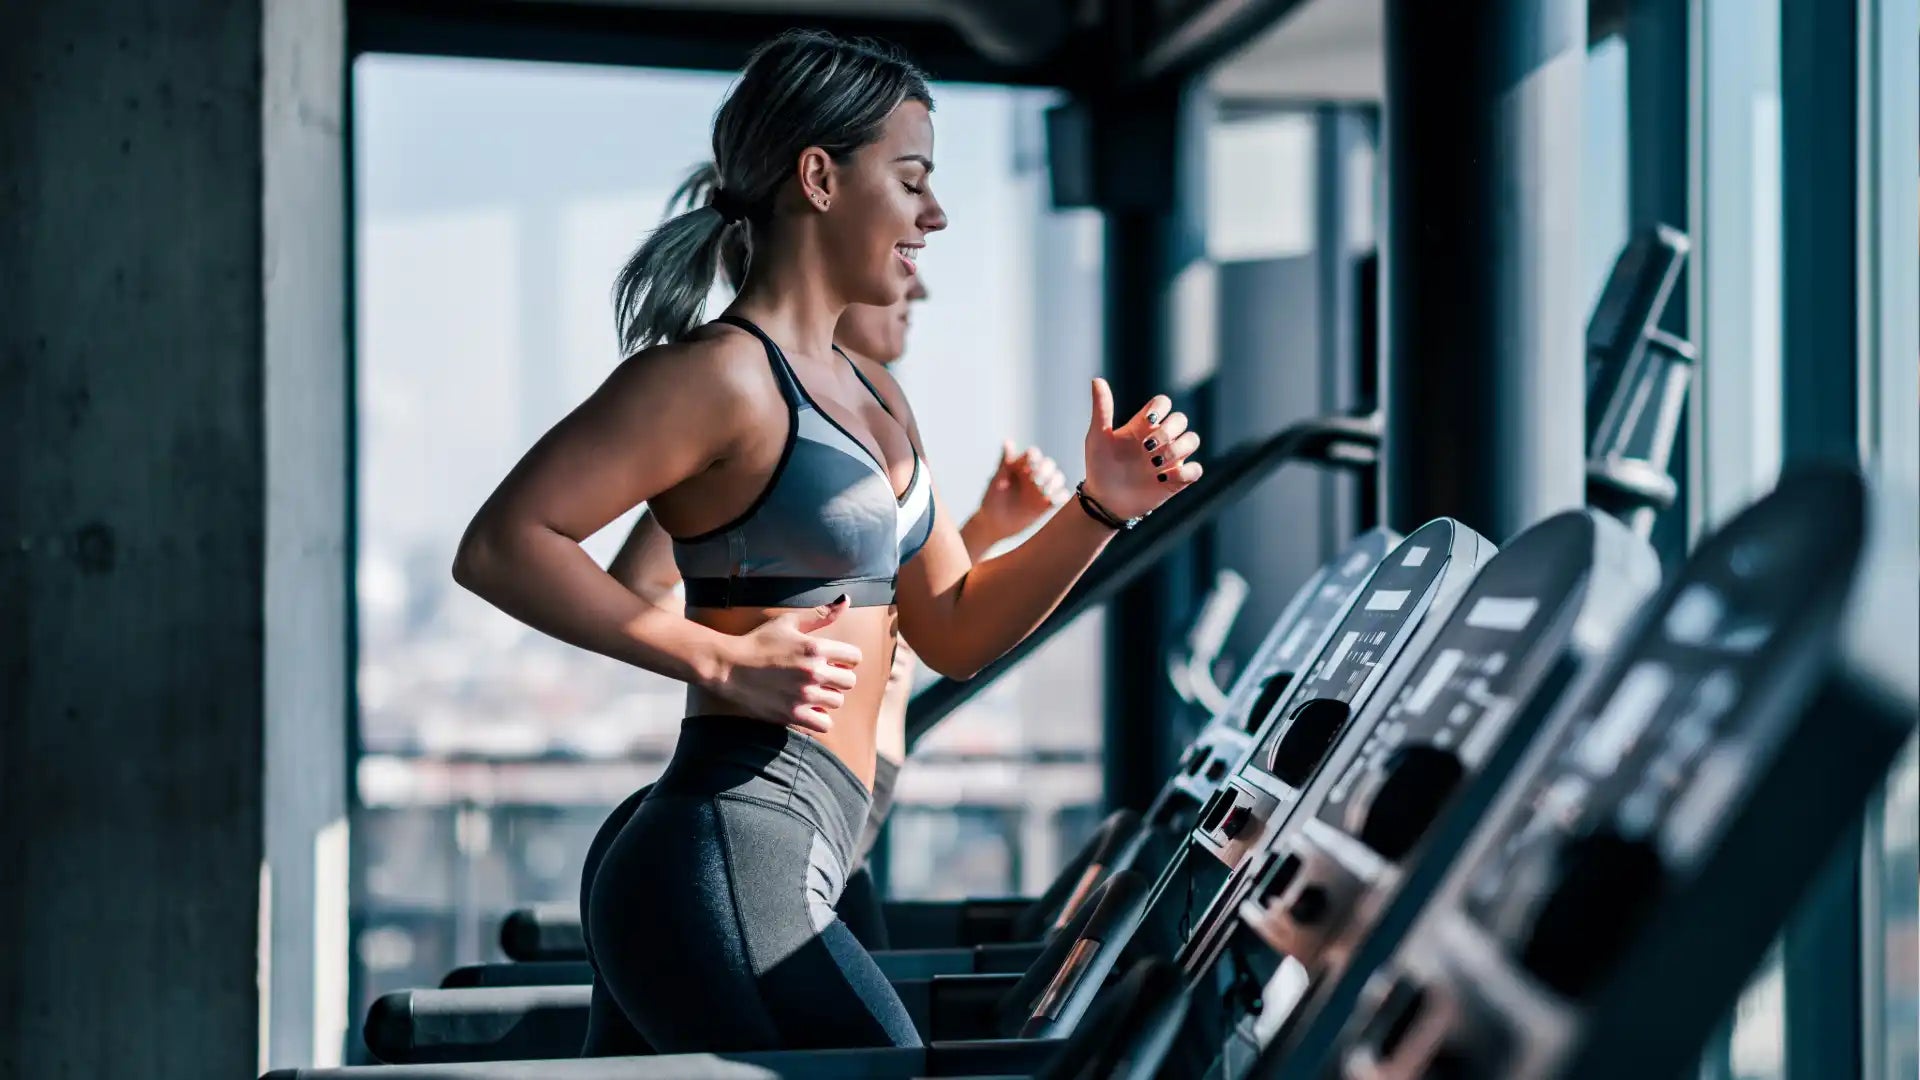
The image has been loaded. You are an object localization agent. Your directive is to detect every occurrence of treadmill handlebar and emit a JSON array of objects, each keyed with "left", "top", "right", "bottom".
[{"left": 905, "top": 410, "right": 1382, "bottom": 749}]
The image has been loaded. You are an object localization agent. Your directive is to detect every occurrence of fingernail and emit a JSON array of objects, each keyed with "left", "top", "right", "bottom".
[
  {"left": 1157, "top": 473, "right": 1168, "bottom": 483},
  {"left": 1152, "top": 455, "right": 1164, "bottom": 467},
  {"left": 834, "top": 593, "right": 848, "bottom": 605},
  {"left": 1148, "top": 412, "right": 1160, "bottom": 424},
  {"left": 1144, "top": 438, "right": 1158, "bottom": 451}
]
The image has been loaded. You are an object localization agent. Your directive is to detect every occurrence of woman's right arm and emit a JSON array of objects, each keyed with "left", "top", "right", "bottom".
[{"left": 451, "top": 340, "right": 859, "bottom": 731}]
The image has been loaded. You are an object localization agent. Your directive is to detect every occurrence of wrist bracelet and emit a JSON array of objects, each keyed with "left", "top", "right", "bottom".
[
  {"left": 1076, "top": 489, "right": 1123, "bottom": 530},
  {"left": 1075, "top": 481, "right": 1141, "bottom": 531}
]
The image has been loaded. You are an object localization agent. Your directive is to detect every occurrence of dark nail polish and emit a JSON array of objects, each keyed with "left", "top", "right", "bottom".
[
  {"left": 1144, "top": 438, "right": 1158, "bottom": 451},
  {"left": 1152, "top": 455, "right": 1164, "bottom": 467},
  {"left": 1148, "top": 412, "right": 1160, "bottom": 424},
  {"left": 834, "top": 593, "right": 848, "bottom": 605},
  {"left": 1157, "top": 473, "right": 1167, "bottom": 483}
]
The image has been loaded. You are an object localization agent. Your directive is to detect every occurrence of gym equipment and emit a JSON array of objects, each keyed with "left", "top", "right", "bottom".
[
  {"left": 1095, "top": 468, "right": 1915, "bottom": 1080},
  {"left": 1297, "top": 467, "right": 1916, "bottom": 1080},
  {"left": 1123, "top": 507, "right": 1660, "bottom": 1079},
  {"left": 1169, "top": 567, "right": 1252, "bottom": 718},
  {"left": 993, "top": 519, "right": 1494, "bottom": 1053}
]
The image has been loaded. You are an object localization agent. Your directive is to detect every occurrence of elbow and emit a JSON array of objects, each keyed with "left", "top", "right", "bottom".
[
  {"left": 450, "top": 520, "right": 505, "bottom": 597},
  {"left": 913, "top": 643, "right": 990, "bottom": 683}
]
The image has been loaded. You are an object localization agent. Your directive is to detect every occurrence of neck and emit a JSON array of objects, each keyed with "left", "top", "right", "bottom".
[{"left": 726, "top": 225, "right": 846, "bottom": 357}]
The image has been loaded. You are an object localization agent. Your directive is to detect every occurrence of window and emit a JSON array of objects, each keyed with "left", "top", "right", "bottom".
[
  {"left": 351, "top": 54, "right": 1106, "bottom": 1031},
  {"left": 1857, "top": 3, "right": 1918, "bottom": 1078},
  {"left": 1695, "top": 0, "right": 1785, "bottom": 529},
  {"left": 1691, "top": 2, "right": 1789, "bottom": 1072},
  {"left": 1868, "top": 739, "right": 1920, "bottom": 1080},
  {"left": 1584, "top": 32, "right": 1632, "bottom": 314}
]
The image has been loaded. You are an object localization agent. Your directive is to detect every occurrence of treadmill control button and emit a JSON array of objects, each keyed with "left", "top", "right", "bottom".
[{"left": 1219, "top": 805, "right": 1254, "bottom": 840}]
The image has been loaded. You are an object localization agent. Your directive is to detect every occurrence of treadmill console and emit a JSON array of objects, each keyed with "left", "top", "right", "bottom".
[
  {"left": 1193, "top": 519, "right": 1493, "bottom": 875},
  {"left": 1319, "top": 468, "right": 1917, "bottom": 1080},
  {"left": 1167, "top": 530, "right": 1399, "bottom": 819},
  {"left": 1227, "top": 510, "right": 1658, "bottom": 1068}
]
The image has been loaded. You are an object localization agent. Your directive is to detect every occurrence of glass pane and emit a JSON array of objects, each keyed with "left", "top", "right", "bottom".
[
  {"left": 886, "top": 805, "right": 1023, "bottom": 899},
  {"left": 1695, "top": 5, "right": 1788, "bottom": 1074},
  {"left": 1583, "top": 33, "right": 1631, "bottom": 312},
  {"left": 352, "top": 55, "right": 1108, "bottom": 1024},
  {"left": 895, "top": 609, "right": 1107, "bottom": 897},
  {"left": 1697, "top": 0, "right": 1784, "bottom": 526},
  {"left": 1861, "top": 0, "right": 1919, "bottom": 491},
  {"left": 1730, "top": 947, "right": 1788, "bottom": 1080},
  {"left": 1870, "top": 738, "right": 1920, "bottom": 1080},
  {"left": 1206, "top": 111, "right": 1315, "bottom": 263},
  {"left": 1861, "top": 0, "right": 1919, "bottom": 1073}
]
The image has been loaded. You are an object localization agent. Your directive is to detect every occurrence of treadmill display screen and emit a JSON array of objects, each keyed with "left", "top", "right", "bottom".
[
  {"left": 1218, "top": 531, "right": 1397, "bottom": 737},
  {"left": 1257, "top": 526, "right": 1454, "bottom": 736},
  {"left": 1316, "top": 514, "right": 1596, "bottom": 851}
]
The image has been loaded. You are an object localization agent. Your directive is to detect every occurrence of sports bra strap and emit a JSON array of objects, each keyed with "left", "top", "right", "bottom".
[
  {"left": 835, "top": 346, "right": 900, "bottom": 420},
  {"left": 714, "top": 314, "right": 804, "bottom": 408}
]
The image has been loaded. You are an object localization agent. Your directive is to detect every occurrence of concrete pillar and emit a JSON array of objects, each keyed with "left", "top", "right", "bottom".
[
  {"left": 1381, "top": 0, "right": 1587, "bottom": 541},
  {"left": 0, "top": 2, "right": 348, "bottom": 1074}
]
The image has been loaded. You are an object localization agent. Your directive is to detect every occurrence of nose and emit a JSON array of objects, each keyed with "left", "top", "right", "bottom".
[{"left": 919, "top": 195, "right": 948, "bottom": 235}]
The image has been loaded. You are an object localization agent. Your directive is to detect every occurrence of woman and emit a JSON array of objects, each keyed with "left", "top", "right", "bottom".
[
  {"left": 453, "top": 30, "right": 1202, "bottom": 1054},
  {"left": 605, "top": 270, "right": 1070, "bottom": 953}
]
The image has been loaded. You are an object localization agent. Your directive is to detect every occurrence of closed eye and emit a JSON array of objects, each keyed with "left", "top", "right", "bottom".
[{"left": 902, "top": 182, "right": 925, "bottom": 195}]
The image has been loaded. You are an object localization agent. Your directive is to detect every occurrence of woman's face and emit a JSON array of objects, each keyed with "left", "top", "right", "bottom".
[
  {"left": 815, "top": 100, "right": 946, "bottom": 310},
  {"left": 836, "top": 274, "right": 927, "bottom": 364}
]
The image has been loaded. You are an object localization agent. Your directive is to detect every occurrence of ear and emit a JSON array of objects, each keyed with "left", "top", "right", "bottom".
[{"left": 797, "top": 146, "right": 837, "bottom": 208}]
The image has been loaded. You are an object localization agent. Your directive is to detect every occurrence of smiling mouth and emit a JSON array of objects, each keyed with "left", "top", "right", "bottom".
[{"left": 894, "top": 243, "right": 920, "bottom": 269}]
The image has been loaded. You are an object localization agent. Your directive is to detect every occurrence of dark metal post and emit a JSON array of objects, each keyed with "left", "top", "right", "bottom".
[
  {"left": 1096, "top": 81, "right": 1206, "bottom": 812},
  {"left": 1779, "top": 1, "right": 1866, "bottom": 1075},
  {"left": 1381, "top": 0, "right": 1588, "bottom": 541}
]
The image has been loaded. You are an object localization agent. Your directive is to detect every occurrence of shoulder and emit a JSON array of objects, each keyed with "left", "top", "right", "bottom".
[{"left": 607, "top": 322, "right": 782, "bottom": 409}]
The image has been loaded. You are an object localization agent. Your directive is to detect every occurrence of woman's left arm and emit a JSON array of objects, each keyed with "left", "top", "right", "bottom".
[{"left": 875, "top": 367, "right": 1202, "bottom": 680}]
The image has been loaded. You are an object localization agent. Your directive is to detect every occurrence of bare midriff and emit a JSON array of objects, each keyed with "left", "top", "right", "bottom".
[{"left": 683, "top": 603, "right": 899, "bottom": 791}]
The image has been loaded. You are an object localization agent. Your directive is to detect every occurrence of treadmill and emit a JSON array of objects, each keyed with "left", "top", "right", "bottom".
[{"left": 994, "top": 467, "right": 1915, "bottom": 1080}]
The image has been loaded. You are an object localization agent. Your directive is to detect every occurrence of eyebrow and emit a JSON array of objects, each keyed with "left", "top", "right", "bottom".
[{"left": 894, "top": 154, "right": 935, "bottom": 173}]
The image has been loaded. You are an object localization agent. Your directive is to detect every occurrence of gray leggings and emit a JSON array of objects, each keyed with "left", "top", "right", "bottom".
[{"left": 582, "top": 717, "right": 920, "bottom": 1055}]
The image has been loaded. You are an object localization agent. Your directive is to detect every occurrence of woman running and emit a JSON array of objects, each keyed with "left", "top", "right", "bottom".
[
  {"left": 605, "top": 269, "right": 1069, "bottom": 954},
  {"left": 453, "top": 30, "right": 1203, "bottom": 1054}
]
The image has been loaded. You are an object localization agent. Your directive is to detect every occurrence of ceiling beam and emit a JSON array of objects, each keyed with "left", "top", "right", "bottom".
[{"left": 349, "top": 0, "right": 1088, "bottom": 86}]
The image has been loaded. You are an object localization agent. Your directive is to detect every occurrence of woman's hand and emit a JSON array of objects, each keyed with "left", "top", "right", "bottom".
[
  {"left": 970, "top": 441, "right": 1070, "bottom": 546},
  {"left": 1081, "top": 377, "right": 1203, "bottom": 520},
  {"left": 714, "top": 596, "right": 862, "bottom": 733}
]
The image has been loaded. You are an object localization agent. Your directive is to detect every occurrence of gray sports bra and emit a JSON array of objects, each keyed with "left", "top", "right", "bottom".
[{"left": 673, "top": 315, "right": 936, "bottom": 609}]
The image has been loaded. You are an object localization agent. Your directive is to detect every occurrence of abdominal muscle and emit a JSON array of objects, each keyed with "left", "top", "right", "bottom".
[{"left": 682, "top": 603, "right": 899, "bottom": 790}]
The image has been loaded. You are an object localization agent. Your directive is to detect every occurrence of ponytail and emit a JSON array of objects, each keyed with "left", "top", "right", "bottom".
[
  {"left": 611, "top": 31, "right": 931, "bottom": 353},
  {"left": 612, "top": 163, "right": 742, "bottom": 354}
]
